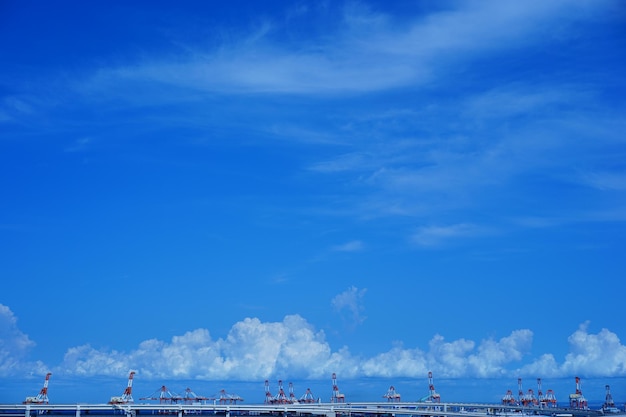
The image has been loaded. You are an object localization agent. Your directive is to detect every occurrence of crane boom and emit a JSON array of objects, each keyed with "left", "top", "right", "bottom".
[
  {"left": 110, "top": 371, "right": 136, "bottom": 404},
  {"left": 24, "top": 373, "right": 52, "bottom": 404}
]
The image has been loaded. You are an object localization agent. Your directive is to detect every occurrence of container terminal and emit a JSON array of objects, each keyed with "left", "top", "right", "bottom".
[{"left": 3, "top": 372, "right": 624, "bottom": 417}]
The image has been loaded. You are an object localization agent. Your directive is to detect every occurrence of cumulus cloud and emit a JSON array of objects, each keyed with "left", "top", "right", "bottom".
[
  {"left": 0, "top": 304, "right": 47, "bottom": 376},
  {"left": 58, "top": 316, "right": 348, "bottom": 380},
  {"left": 3, "top": 305, "right": 626, "bottom": 381},
  {"left": 560, "top": 322, "right": 626, "bottom": 376}
]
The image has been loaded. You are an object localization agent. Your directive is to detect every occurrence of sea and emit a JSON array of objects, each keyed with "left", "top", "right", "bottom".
[{"left": 0, "top": 376, "right": 624, "bottom": 408}]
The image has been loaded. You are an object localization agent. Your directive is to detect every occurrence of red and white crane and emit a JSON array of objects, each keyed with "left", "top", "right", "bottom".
[
  {"left": 109, "top": 371, "right": 136, "bottom": 404},
  {"left": 544, "top": 388, "right": 557, "bottom": 408},
  {"left": 299, "top": 388, "right": 317, "bottom": 404},
  {"left": 501, "top": 389, "right": 517, "bottom": 405},
  {"left": 331, "top": 373, "right": 345, "bottom": 403},
  {"left": 288, "top": 382, "right": 297, "bottom": 403},
  {"left": 568, "top": 376, "right": 588, "bottom": 409},
  {"left": 537, "top": 378, "right": 545, "bottom": 405},
  {"left": 273, "top": 380, "right": 290, "bottom": 404},
  {"left": 537, "top": 378, "right": 557, "bottom": 408},
  {"left": 383, "top": 386, "right": 401, "bottom": 402},
  {"left": 428, "top": 371, "right": 441, "bottom": 402},
  {"left": 264, "top": 380, "right": 274, "bottom": 404},
  {"left": 24, "top": 373, "right": 52, "bottom": 404},
  {"left": 603, "top": 385, "right": 616, "bottom": 410},
  {"left": 211, "top": 389, "right": 244, "bottom": 404},
  {"left": 181, "top": 387, "right": 210, "bottom": 404},
  {"left": 140, "top": 385, "right": 182, "bottom": 403}
]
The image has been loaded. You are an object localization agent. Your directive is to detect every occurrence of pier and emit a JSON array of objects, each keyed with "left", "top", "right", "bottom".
[{"left": 0, "top": 402, "right": 606, "bottom": 417}]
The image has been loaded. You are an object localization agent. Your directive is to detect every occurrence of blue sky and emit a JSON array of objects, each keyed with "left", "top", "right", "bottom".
[{"left": 1, "top": 0, "right": 626, "bottom": 405}]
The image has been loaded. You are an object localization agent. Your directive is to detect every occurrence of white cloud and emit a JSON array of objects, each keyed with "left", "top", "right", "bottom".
[
  {"left": 51, "top": 321, "right": 626, "bottom": 380},
  {"left": 332, "top": 240, "right": 364, "bottom": 252},
  {"left": 411, "top": 223, "right": 482, "bottom": 247},
  {"left": 77, "top": 1, "right": 613, "bottom": 97},
  {"left": 581, "top": 171, "right": 626, "bottom": 191},
  {"left": 0, "top": 304, "right": 47, "bottom": 376},
  {"left": 467, "top": 330, "right": 533, "bottom": 377},
  {"left": 58, "top": 315, "right": 347, "bottom": 380},
  {"left": 3, "top": 304, "right": 626, "bottom": 381},
  {"left": 331, "top": 286, "right": 367, "bottom": 328},
  {"left": 64, "top": 137, "right": 93, "bottom": 153},
  {"left": 560, "top": 322, "right": 626, "bottom": 376}
]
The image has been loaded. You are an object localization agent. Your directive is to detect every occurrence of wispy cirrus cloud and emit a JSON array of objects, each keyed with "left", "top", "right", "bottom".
[
  {"left": 75, "top": 0, "right": 612, "bottom": 97},
  {"left": 332, "top": 240, "right": 364, "bottom": 252},
  {"left": 411, "top": 223, "right": 485, "bottom": 247}
]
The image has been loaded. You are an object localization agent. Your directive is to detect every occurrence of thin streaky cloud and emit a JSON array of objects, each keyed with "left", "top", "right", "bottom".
[
  {"left": 332, "top": 240, "right": 364, "bottom": 252},
  {"left": 73, "top": 1, "right": 612, "bottom": 98},
  {"left": 411, "top": 223, "right": 484, "bottom": 248}
]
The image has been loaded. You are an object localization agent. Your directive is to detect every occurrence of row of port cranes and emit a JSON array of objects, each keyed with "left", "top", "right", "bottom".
[
  {"left": 264, "top": 378, "right": 321, "bottom": 404},
  {"left": 138, "top": 386, "right": 243, "bottom": 405},
  {"left": 265, "top": 371, "right": 442, "bottom": 404},
  {"left": 501, "top": 376, "right": 621, "bottom": 411},
  {"left": 110, "top": 371, "right": 243, "bottom": 405},
  {"left": 388, "top": 371, "right": 441, "bottom": 403},
  {"left": 501, "top": 377, "right": 557, "bottom": 407},
  {"left": 566, "top": 375, "right": 619, "bottom": 411},
  {"left": 567, "top": 376, "right": 621, "bottom": 412}
]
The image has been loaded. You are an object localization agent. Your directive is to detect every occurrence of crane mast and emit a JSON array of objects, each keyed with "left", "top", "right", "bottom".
[
  {"left": 603, "top": 384, "right": 616, "bottom": 411},
  {"left": 274, "top": 380, "right": 289, "bottom": 404},
  {"left": 428, "top": 371, "right": 441, "bottom": 402},
  {"left": 537, "top": 378, "right": 545, "bottom": 405},
  {"left": 331, "top": 373, "right": 345, "bottom": 403},
  {"left": 264, "top": 380, "right": 274, "bottom": 404},
  {"left": 288, "top": 382, "right": 297, "bottom": 403},
  {"left": 569, "top": 376, "right": 588, "bottom": 409}
]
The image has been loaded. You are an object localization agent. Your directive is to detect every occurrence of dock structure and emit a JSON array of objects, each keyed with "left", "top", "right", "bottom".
[{"left": 0, "top": 401, "right": 608, "bottom": 417}]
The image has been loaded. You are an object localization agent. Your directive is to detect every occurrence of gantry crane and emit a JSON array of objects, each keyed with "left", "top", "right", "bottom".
[
  {"left": 544, "top": 388, "right": 557, "bottom": 408},
  {"left": 140, "top": 385, "right": 182, "bottom": 403},
  {"left": 331, "top": 373, "right": 345, "bottom": 403},
  {"left": 288, "top": 382, "right": 297, "bottom": 403},
  {"left": 211, "top": 389, "right": 244, "bottom": 404},
  {"left": 523, "top": 388, "right": 537, "bottom": 406},
  {"left": 264, "top": 380, "right": 273, "bottom": 404},
  {"left": 537, "top": 378, "right": 557, "bottom": 408},
  {"left": 299, "top": 388, "right": 317, "bottom": 403},
  {"left": 24, "top": 373, "right": 52, "bottom": 404},
  {"left": 181, "top": 387, "right": 210, "bottom": 404},
  {"left": 109, "top": 371, "right": 136, "bottom": 404},
  {"left": 383, "top": 386, "right": 401, "bottom": 402},
  {"left": 537, "top": 378, "right": 545, "bottom": 405},
  {"left": 428, "top": 371, "right": 441, "bottom": 402},
  {"left": 568, "top": 376, "right": 588, "bottom": 409},
  {"left": 502, "top": 389, "right": 517, "bottom": 405},
  {"left": 603, "top": 384, "right": 616, "bottom": 412},
  {"left": 273, "top": 380, "right": 290, "bottom": 404}
]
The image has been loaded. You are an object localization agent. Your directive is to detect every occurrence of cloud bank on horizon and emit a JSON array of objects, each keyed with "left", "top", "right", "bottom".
[{"left": 1, "top": 303, "right": 625, "bottom": 380}]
